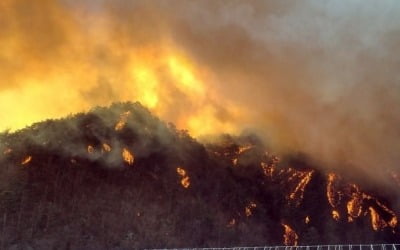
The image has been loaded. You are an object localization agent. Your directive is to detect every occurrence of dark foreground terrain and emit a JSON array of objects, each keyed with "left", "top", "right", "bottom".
[{"left": 0, "top": 102, "right": 398, "bottom": 249}]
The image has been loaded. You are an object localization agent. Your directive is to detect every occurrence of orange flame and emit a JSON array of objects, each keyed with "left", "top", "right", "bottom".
[
  {"left": 327, "top": 173, "right": 342, "bottom": 208},
  {"left": 369, "top": 207, "right": 388, "bottom": 231},
  {"left": 232, "top": 158, "right": 238, "bottom": 166},
  {"left": 346, "top": 184, "right": 363, "bottom": 219},
  {"left": 102, "top": 143, "right": 111, "bottom": 153},
  {"left": 122, "top": 148, "right": 134, "bottom": 165},
  {"left": 362, "top": 193, "right": 398, "bottom": 228},
  {"left": 21, "top": 156, "right": 32, "bottom": 165},
  {"left": 245, "top": 202, "right": 257, "bottom": 217},
  {"left": 332, "top": 210, "right": 340, "bottom": 221},
  {"left": 176, "top": 167, "right": 190, "bottom": 188},
  {"left": 176, "top": 167, "right": 186, "bottom": 177},
  {"left": 115, "top": 111, "right": 131, "bottom": 131},
  {"left": 238, "top": 145, "right": 253, "bottom": 154},
  {"left": 181, "top": 176, "right": 190, "bottom": 188},
  {"left": 288, "top": 170, "right": 314, "bottom": 206},
  {"left": 282, "top": 223, "right": 298, "bottom": 246},
  {"left": 261, "top": 162, "right": 275, "bottom": 177},
  {"left": 87, "top": 145, "right": 94, "bottom": 154}
]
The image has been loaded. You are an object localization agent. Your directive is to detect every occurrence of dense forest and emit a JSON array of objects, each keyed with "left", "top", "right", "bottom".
[{"left": 0, "top": 102, "right": 398, "bottom": 249}]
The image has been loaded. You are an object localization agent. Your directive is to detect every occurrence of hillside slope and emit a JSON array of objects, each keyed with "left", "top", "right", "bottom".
[{"left": 0, "top": 102, "right": 398, "bottom": 249}]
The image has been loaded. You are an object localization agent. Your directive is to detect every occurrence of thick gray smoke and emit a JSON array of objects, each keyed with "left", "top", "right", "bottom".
[
  {"left": 2, "top": 0, "right": 400, "bottom": 189},
  {"left": 89, "top": 0, "right": 400, "bottom": 188}
]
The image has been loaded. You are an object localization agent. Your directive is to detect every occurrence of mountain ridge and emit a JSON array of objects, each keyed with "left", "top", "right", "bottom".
[{"left": 0, "top": 102, "right": 398, "bottom": 249}]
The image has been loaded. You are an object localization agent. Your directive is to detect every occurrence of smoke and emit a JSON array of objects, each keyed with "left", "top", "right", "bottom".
[{"left": 1, "top": 0, "right": 400, "bottom": 188}]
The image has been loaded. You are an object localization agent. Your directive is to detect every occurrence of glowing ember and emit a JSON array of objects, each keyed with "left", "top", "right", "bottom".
[
  {"left": 21, "top": 156, "right": 32, "bottom": 165},
  {"left": 115, "top": 111, "right": 131, "bottom": 131},
  {"left": 332, "top": 210, "right": 340, "bottom": 221},
  {"left": 369, "top": 207, "right": 388, "bottom": 231},
  {"left": 282, "top": 223, "right": 298, "bottom": 246},
  {"left": 102, "top": 143, "right": 112, "bottom": 153},
  {"left": 245, "top": 202, "right": 257, "bottom": 217},
  {"left": 176, "top": 167, "right": 190, "bottom": 188},
  {"left": 122, "top": 148, "right": 135, "bottom": 165},
  {"left": 87, "top": 145, "right": 94, "bottom": 154}
]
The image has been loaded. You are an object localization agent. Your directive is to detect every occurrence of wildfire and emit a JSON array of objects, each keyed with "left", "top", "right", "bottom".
[
  {"left": 21, "top": 156, "right": 32, "bottom": 165},
  {"left": 325, "top": 175, "right": 397, "bottom": 230},
  {"left": 115, "top": 111, "right": 131, "bottom": 131},
  {"left": 326, "top": 173, "right": 342, "bottom": 208},
  {"left": 346, "top": 184, "right": 363, "bottom": 219},
  {"left": 87, "top": 145, "right": 94, "bottom": 154},
  {"left": 0, "top": 22, "right": 240, "bottom": 140},
  {"left": 282, "top": 223, "right": 298, "bottom": 246},
  {"left": 102, "top": 143, "right": 112, "bottom": 153},
  {"left": 332, "top": 210, "right": 340, "bottom": 221},
  {"left": 363, "top": 193, "right": 398, "bottom": 228},
  {"left": 238, "top": 145, "right": 253, "bottom": 154},
  {"left": 288, "top": 170, "right": 314, "bottom": 206},
  {"left": 261, "top": 162, "right": 275, "bottom": 177},
  {"left": 181, "top": 177, "right": 190, "bottom": 188},
  {"left": 369, "top": 207, "right": 388, "bottom": 231},
  {"left": 231, "top": 145, "right": 254, "bottom": 166},
  {"left": 176, "top": 167, "right": 190, "bottom": 188},
  {"left": 347, "top": 196, "right": 362, "bottom": 219},
  {"left": 245, "top": 202, "right": 257, "bottom": 217},
  {"left": 122, "top": 148, "right": 134, "bottom": 165},
  {"left": 232, "top": 158, "right": 238, "bottom": 166},
  {"left": 177, "top": 167, "right": 186, "bottom": 176}
]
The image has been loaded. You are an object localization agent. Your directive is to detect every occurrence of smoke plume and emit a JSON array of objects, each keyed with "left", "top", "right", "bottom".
[{"left": 1, "top": 0, "right": 400, "bottom": 189}]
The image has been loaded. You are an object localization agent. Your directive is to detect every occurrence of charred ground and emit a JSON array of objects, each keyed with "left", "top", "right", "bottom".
[{"left": 0, "top": 102, "right": 398, "bottom": 249}]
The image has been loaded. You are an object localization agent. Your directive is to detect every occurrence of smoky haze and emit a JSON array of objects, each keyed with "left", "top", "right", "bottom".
[{"left": 1, "top": 0, "right": 400, "bottom": 190}]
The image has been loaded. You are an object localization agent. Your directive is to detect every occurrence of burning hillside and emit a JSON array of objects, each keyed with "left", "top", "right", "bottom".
[
  {"left": 1, "top": 0, "right": 400, "bottom": 194},
  {"left": 0, "top": 102, "right": 398, "bottom": 249}
]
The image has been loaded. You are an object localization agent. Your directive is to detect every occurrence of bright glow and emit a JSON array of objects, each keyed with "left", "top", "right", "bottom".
[
  {"left": 176, "top": 167, "right": 190, "bottom": 188},
  {"left": 102, "top": 143, "right": 111, "bottom": 152},
  {"left": 87, "top": 145, "right": 95, "bottom": 154},
  {"left": 122, "top": 148, "right": 135, "bottom": 165},
  {"left": 282, "top": 223, "right": 298, "bottom": 246},
  {"left": 332, "top": 210, "right": 340, "bottom": 221},
  {"left": 21, "top": 155, "right": 32, "bottom": 165}
]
